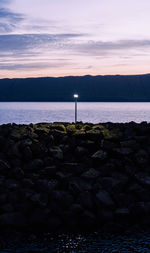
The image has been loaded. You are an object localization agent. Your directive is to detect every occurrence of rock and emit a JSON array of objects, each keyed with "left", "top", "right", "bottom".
[
  {"left": 5, "top": 179, "right": 19, "bottom": 191},
  {"left": 0, "top": 212, "right": 26, "bottom": 228},
  {"left": 23, "top": 159, "right": 44, "bottom": 171},
  {"left": 49, "top": 146, "right": 63, "bottom": 160},
  {"left": 11, "top": 158, "right": 22, "bottom": 167},
  {"left": 115, "top": 208, "right": 130, "bottom": 218},
  {"left": 130, "top": 202, "right": 150, "bottom": 217},
  {"left": 47, "top": 179, "right": 58, "bottom": 192},
  {"left": 22, "top": 146, "right": 32, "bottom": 161},
  {"left": 120, "top": 140, "right": 139, "bottom": 150},
  {"left": 8, "top": 192, "right": 19, "bottom": 204},
  {"left": 92, "top": 150, "right": 107, "bottom": 161},
  {"left": 66, "top": 124, "right": 77, "bottom": 133},
  {"left": 29, "top": 208, "right": 49, "bottom": 228},
  {"left": 3, "top": 122, "right": 150, "bottom": 232},
  {"left": 101, "top": 140, "right": 117, "bottom": 151},
  {"left": 78, "top": 192, "right": 94, "bottom": 210},
  {"left": 44, "top": 156, "right": 54, "bottom": 166},
  {"left": 7, "top": 143, "right": 21, "bottom": 158},
  {"left": 80, "top": 140, "right": 96, "bottom": 151},
  {"left": 128, "top": 183, "right": 150, "bottom": 202},
  {"left": 20, "top": 138, "right": 32, "bottom": 149},
  {"left": 50, "top": 123, "right": 66, "bottom": 132},
  {"left": 47, "top": 216, "right": 61, "bottom": 230},
  {"left": 96, "top": 190, "right": 115, "bottom": 207},
  {"left": 86, "top": 129, "right": 103, "bottom": 141},
  {"left": 30, "top": 193, "right": 41, "bottom": 204},
  {"left": 51, "top": 190, "right": 74, "bottom": 210},
  {"left": 12, "top": 167, "right": 24, "bottom": 179},
  {"left": 10, "top": 130, "right": 21, "bottom": 140},
  {"left": 56, "top": 171, "right": 72, "bottom": 181},
  {"left": 112, "top": 193, "right": 133, "bottom": 208},
  {"left": 75, "top": 146, "right": 88, "bottom": 158},
  {"left": 99, "top": 209, "right": 114, "bottom": 222},
  {"left": 22, "top": 178, "right": 34, "bottom": 188},
  {"left": 62, "top": 162, "right": 84, "bottom": 175},
  {"left": 81, "top": 168, "right": 100, "bottom": 180},
  {"left": 97, "top": 176, "right": 128, "bottom": 192},
  {"left": 1, "top": 204, "right": 14, "bottom": 213},
  {"left": 43, "top": 166, "right": 57, "bottom": 176},
  {"left": 79, "top": 210, "right": 96, "bottom": 229},
  {"left": 0, "top": 160, "right": 10, "bottom": 172},
  {"left": 113, "top": 147, "right": 133, "bottom": 156},
  {"left": 0, "top": 194, "right": 7, "bottom": 204},
  {"left": 135, "top": 173, "right": 150, "bottom": 187},
  {"left": 0, "top": 136, "right": 5, "bottom": 148},
  {"left": 69, "top": 178, "right": 92, "bottom": 196},
  {"left": 50, "top": 130, "right": 66, "bottom": 142},
  {"left": 135, "top": 149, "right": 149, "bottom": 165},
  {"left": 70, "top": 204, "right": 83, "bottom": 215},
  {"left": 34, "top": 179, "right": 58, "bottom": 193},
  {"left": 31, "top": 142, "right": 47, "bottom": 158}
]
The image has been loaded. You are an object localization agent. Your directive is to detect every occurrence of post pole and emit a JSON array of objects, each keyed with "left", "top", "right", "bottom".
[
  {"left": 73, "top": 94, "right": 78, "bottom": 124},
  {"left": 75, "top": 97, "right": 77, "bottom": 124}
]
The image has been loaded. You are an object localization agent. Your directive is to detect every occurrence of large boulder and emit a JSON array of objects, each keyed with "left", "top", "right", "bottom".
[
  {"left": 96, "top": 190, "right": 115, "bottom": 207},
  {"left": 49, "top": 146, "right": 63, "bottom": 160},
  {"left": 92, "top": 150, "right": 107, "bottom": 161}
]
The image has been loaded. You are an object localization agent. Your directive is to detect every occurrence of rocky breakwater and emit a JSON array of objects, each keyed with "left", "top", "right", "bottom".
[{"left": 0, "top": 121, "right": 150, "bottom": 233}]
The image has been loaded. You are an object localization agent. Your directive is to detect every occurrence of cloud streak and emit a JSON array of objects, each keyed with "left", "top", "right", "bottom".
[
  {"left": 0, "top": 33, "right": 83, "bottom": 51},
  {"left": 71, "top": 40, "right": 150, "bottom": 56},
  {"left": 0, "top": 61, "right": 71, "bottom": 70},
  {"left": 0, "top": 7, "right": 24, "bottom": 33},
  {"left": 1, "top": 33, "right": 150, "bottom": 55}
]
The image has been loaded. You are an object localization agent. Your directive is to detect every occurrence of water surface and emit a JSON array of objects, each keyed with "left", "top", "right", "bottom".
[
  {"left": 1, "top": 232, "right": 150, "bottom": 252},
  {"left": 1, "top": 102, "right": 150, "bottom": 124}
]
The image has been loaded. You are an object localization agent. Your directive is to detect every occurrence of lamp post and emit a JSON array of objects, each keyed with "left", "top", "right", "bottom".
[{"left": 74, "top": 94, "right": 78, "bottom": 124}]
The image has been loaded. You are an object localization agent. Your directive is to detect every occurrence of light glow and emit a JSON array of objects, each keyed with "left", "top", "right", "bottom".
[{"left": 74, "top": 94, "right": 78, "bottom": 98}]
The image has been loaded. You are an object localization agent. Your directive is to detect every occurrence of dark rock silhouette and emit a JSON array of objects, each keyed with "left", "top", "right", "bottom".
[{"left": 0, "top": 122, "right": 150, "bottom": 234}]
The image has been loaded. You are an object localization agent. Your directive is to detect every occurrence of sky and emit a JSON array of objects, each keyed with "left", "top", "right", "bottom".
[{"left": 0, "top": 0, "right": 150, "bottom": 78}]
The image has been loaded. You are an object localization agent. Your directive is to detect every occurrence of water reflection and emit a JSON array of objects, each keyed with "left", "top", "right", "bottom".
[{"left": 1, "top": 232, "right": 150, "bottom": 252}]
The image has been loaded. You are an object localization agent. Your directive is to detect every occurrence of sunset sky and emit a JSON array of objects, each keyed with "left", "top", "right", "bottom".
[{"left": 0, "top": 0, "right": 150, "bottom": 78}]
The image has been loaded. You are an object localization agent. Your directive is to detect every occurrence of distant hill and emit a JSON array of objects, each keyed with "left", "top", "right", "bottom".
[{"left": 1, "top": 74, "right": 150, "bottom": 101}]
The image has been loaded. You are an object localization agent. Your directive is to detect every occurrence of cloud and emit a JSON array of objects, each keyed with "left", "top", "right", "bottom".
[
  {"left": 0, "top": 7, "right": 24, "bottom": 33},
  {"left": 0, "top": 61, "right": 71, "bottom": 70},
  {"left": 0, "top": 33, "right": 83, "bottom": 51},
  {"left": 0, "top": 0, "right": 11, "bottom": 6},
  {"left": 71, "top": 39, "right": 150, "bottom": 56},
  {"left": 1, "top": 32, "right": 150, "bottom": 73}
]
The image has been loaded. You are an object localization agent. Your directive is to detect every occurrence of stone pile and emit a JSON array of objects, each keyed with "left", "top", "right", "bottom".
[{"left": 0, "top": 121, "right": 150, "bottom": 233}]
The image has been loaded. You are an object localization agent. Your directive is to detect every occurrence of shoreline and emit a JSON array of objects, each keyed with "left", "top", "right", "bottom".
[{"left": 0, "top": 121, "right": 150, "bottom": 235}]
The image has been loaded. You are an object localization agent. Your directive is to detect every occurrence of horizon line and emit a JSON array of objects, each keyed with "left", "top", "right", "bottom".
[{"left": 0, "top": 72, "right": 150, "bottom": 80}]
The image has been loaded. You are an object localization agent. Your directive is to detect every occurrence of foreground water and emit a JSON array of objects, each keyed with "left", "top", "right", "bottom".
[
  {"left": 1, "top": 232, "right": 150, "bottom": 252},
  {"left": 1, "top": 102, "right": 150, "bottom": 124}
]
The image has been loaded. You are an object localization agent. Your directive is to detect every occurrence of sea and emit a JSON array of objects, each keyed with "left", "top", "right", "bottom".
[
  {"left": 0, "top": 102, "right": 150, "bottom": 125},
  {"left": 1, "top": 102, "right": 150, "bottom": 252}
]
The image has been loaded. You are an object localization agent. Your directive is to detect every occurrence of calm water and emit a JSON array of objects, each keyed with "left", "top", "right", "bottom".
[{"left": 0, "top": 102, "right": 150, "bottom": 124}]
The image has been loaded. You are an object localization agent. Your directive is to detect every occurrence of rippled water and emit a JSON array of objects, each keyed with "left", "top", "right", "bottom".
[
  {"left": 1, "top": 102, "right": 150, "bottom": 124},
  {"left": 1, "top": 232, "right": 150, "bottom": 252}
]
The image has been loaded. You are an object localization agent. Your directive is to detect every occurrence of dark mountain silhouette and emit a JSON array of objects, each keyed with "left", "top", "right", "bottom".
[{"left": 0, "top": 74, "right": 150, "bottom": 101}]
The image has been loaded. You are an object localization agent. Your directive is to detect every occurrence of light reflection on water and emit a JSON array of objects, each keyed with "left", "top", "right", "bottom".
[
  {"left": 1, "top": 232, "right": 150, "bottom": 252},
  {"left": 0, "top": 102, "right": 150, "bottom": 124}
]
